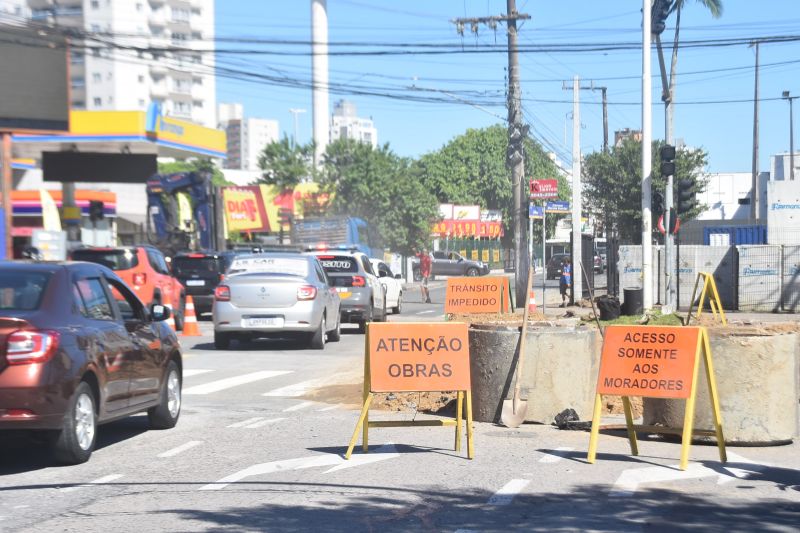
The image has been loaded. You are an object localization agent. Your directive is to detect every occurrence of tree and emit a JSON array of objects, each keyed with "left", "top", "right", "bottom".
[
  {"left": 256, "top": 135, "right": 315, "bottom": 190},
  {"left": 415, "top": 124, "right": 569, "bottom": 244},
  {"left": 582, "top": 137, "right": 709, "bottom": 243},
  {"left": 157, "top": 158, "right": 230, "bottom": 186},
  {"left": 318, "top": 139, "right": 439, "bottom": 255}
]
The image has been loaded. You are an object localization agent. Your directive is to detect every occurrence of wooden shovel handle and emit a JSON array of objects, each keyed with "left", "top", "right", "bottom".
[{"left": 512, "top": 262, "right": 535, "bottom": 400}]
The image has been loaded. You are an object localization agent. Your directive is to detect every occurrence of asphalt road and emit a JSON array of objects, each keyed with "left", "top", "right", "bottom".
[{"left": 1, "top": 288, "right": 798, "bottom": 532}]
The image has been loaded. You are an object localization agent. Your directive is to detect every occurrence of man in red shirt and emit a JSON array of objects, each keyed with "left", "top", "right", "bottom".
[{"left": 417, "top": 248, "right": 433, "bottom": 303}]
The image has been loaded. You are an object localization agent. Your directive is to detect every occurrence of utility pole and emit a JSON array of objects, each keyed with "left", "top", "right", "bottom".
[
  {"left": 751, "top": 42, "right": 760, "bottom": 219},
  {"left": 784, "top": 91, "right": 797, "bottom": 181},
  {"left": 288, "top": 108, "right": 306, "bottom": 147},
  {"left": 596, "top": 86, "right": 609, "bottom": 153},
  {"left": 451, "top": 1, "right": 530, "bottom": 305},
  {"left": 642, "top": 0, "right": 654, "bottom": 311},
  {"left": 311, "top": 0, "right": 329, "bottom": 165}
]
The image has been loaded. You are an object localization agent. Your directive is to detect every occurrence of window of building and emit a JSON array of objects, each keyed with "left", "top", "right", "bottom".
[
  {"left": 91, "top": 0, "right": 99, "bottom": 8},
  {"left": 92, "top": 72, "right": 101, "bottom": 82},
  {"left": 106, "top": 72, "right": 112, "bottom": 80},
  {"left": 90, "top": 23, "right": 100, "bottom": 32},
  {"left": 193, "top": 100, "right": 203, "bottom": 108},
  {"left": 138, "top": 74, "right": 145, "bottom": 83},
  {"left": 107, "top": 96, "right": 113, "bottom": 104},
  {"left": 138, "top": 99, "right": 145, "bottom": 107},
  {"left": 136, "top": 2, "right": 143, "bottom": 11},
  {"left": 73, "top": 101, "right": 86, "bottom": 109}
]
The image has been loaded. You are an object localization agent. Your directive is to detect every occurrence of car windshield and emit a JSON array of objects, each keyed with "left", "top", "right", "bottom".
[
  {"left": 72, "top": 249, "right": 139, "bottom": 270},
  {"left": 0, "top": 271, "right": 51, "bottom": 310},
  {"left": 316, "top": 255, "right": 358, "bottom": 273},
  {"left": 172, "top": 256, "right": 224, "bottom": 275}
]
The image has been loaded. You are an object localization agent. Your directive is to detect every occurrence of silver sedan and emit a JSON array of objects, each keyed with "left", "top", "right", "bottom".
[{"left": 212, "top": 254, "right": 341, "bottom": 350}]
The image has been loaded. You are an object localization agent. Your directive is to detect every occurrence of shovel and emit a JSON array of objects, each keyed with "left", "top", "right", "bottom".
[{"left": 500, "top": 261, "right": 535, "bottom": 428}]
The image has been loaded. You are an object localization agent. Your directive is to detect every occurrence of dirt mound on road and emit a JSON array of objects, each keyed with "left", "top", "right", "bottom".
[{"left": 302, "top": 383, "right": 457, "bottom": 414}]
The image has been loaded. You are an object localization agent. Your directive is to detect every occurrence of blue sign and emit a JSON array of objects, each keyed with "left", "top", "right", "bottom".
[
  {"left": 529, "top": 205, "right": 544, "bottom": 219},
  {"left": 546, "top": 201, "right": 570, "bottom": 214}
]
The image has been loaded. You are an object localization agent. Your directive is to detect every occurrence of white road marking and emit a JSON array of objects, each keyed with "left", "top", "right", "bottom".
[
  {"left": 487, "top": 479, "right": 530, "bottom": 505},
  {"left": 227, "top": 417, "right": 265, "bottom": 428},
  {"left": 61, "top": 474, "right": 123, "bottom": 493},
  {"left": 158, "top": 440, "right": 203, "bottom": 458},
  {"left": 283, "top": 401, "right": 315, "bottom": 412},
  {"left": 317, "top": 404, "right": 341, "bottom": 412},
  {"left": 612, "top": 463, "right": 723, "bottom": 496},
  {"left": 199, "top": 443, "right": 399, "bottom": 491},
  {"left": 718, "top": 451, "right": 772, "bottom": 485},
  {"left": 417, "top": 310, "right": 436, "bottom": 314},
  {"left": 183, "top": 369, "right": 214, "bottom": 378},
  {"left": 246, "top": 418, "right": 286, "bottom": 428},
  {"left": 538, "top": 447, "right": 574, "bottom": 463},
  {"left": 262, "top": 377, "right": 327, "bottom": 397},
  {"left": 184, "top": 370, "right": 293, "bottom": 395}
]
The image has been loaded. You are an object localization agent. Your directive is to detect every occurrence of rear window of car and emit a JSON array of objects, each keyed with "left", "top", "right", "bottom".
[
  {"left": 172, "top": 256, "right": 224, "bottom": 275},
  {"left": 227, "top": 256, "right": 309, "bottom": 278},
  {"left": 72, "top": 249, "right": 139, "bottom": 270},
  {"left": 0, "top": 271, "right": 51, "bottom": 310},
  {"left": 316, "top": 255, "right": 358, "bottom": 273}
]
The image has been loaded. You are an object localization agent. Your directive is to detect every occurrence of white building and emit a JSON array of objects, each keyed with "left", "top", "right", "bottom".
[
  {"left": 696, "top": 172, "right": 769, "bottom": 221},
  {"left": 770, "top": 152, "right": 800, "bottom": 182},
  {"left": 220, "top": 115, "right": 280, "bottom": 171},
  {"left": 330, "top": 99, "right": 377, "bottom": 148},
  {"left": 24, "top": 0, "right": 217, "bottom": 127},
  {"left": 217, "top": 102, "right": 243, "bottom": 126}
]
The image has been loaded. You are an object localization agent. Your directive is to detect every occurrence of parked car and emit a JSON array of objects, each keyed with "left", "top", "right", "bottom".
[
  {"left": 171, "top": 251, "right": 241, "bottom": 316},
  {"left": 0, "top": 261, "right": 182, "bottom": 464},
  {"left": 413, "top": 250, "right": 490, "bottom": 280},
  {"left": 71, "top": 246, "right": 186, "bottom": 330},
  {"left": 310, "top": 249, "right": 387, "bottom": 333},
  {"left": 369, "top": 258, "right": 403, "bottom": 314},
  {"left": 213, "top": 253, "right": 341, "bottom": 349},
  {"left": 546, "top": 253, "right": 570, "bottom": 280}
]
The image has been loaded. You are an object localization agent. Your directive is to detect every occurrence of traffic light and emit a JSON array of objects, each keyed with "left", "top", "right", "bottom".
[
  {"left": 676, "top": 179, "right": 695, "bottom": 216},
  {"left": 651, "top": 0, "right": 673, "bottom": 35},
  {"left": 652, "top": 191, "right": 665, "bottom": 219},
  {"left": 660, "top": 144, "right": 676, "bottom": 177},
  {"left": 88, "top": 200, "right": 104, "bottom": 222}
]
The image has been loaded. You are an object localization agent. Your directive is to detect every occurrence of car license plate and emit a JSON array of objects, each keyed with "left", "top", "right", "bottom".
[
  {"left": 186, "top": 280, "right": 205, "bottom": 286},
  {"left": 336, "top": 288, "right": 352, "bottom": 299},
  {"left": 242, "top": 317, "right": 284, "bottom": 328}
]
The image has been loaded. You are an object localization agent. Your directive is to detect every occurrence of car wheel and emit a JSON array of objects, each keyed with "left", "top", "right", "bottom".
[
  {"left": 173, "top": 296, "right": 185, "bottom": 331},
  {"left": 214, "top": 331, "right": 230, "bottom": 349},
  {"left": 309, "top": 314, "right": 326, "bottom": 349},
  {"left": 52, "top": 381, "right": 97, "bottom": 465},
  {"left": 148, "top": 360, "right": 181, "bottom": 429},
  {"left": 327, "top": 315, "right": 341, "bottom": 342},
  {"left": 466, "top": 267, "right": 479, "bottom": 276},
  {"left": 393, "top": 291, "right": 402, "bottom": 314}
]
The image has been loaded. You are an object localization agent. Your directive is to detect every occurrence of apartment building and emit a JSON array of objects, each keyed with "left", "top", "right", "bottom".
[{"left": 330, "top": 99, "right": 378, "bottom": 148}]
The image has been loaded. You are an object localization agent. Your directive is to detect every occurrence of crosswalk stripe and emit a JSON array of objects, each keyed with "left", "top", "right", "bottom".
[
  {"left": 183, "top": 369, "right": 214, "bottom": 378},
  {"left": 227, "top": 417, "right": 264, "bottom": 428},
  {"left": 538, "top": 447, "right": 574, "bottom": 463},
  {"left": 283, "top": 401, "right": 315, "bottom": 412},
  {"left": 262, "top": 377, "right": 324, "bottom": 397},
  {"left": 183, "top": 370, "right": 293, "bottom": 395},
  {"left": 246, "top": 418, "right": 286, "bottom": 428},
  {"left": 61, "top": 474, "right": 123, "bottom": 493},
  {"left": 487, "top": 479, "right": 530, "bottom": 505},
  {"left": 317, "top": 404, "right": 341, "bottom": 412}
]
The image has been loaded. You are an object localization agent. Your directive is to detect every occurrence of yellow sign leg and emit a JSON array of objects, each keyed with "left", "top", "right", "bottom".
[
  {"left": 587, "top": 393, "right": 603, "bottom": 464},
  {"left": 455, "top": 390, "right": 463, "bottom": 452},
  {"left": 697, "top": 277, "right": 710, "bottom": 319},
  {"left": 465, "top": 390, "right": 474, "bottom": 459},
  {"left": 622, "top": 396, "right": 640, "bottom": 456},
  {"left": 702, "top": 330, "right": 727, "bottom": 463},
  {"left": 708, "top": 276, "right": 728, "bottom": 325},
  {"left": 679, "top": 346, "right": 703, "bottom": 470},
  {"left": 345, "top": 393, "right": 374, "bottom": 460}
]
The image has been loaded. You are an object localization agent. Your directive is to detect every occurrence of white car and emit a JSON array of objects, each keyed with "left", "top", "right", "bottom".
[{"left": 370, "top": 259, "right": 403, "bottom": 314}]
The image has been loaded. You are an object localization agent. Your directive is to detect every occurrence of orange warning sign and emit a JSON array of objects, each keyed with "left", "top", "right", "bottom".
[
  {"left": 596, "top": 326, "right": 701, "bottom": 399},
  {"left": 368, "top": 322, "right": 471, "bottom": 392},
  {"left": 445, "top": 276, "right": 509, "bottom": 314}
]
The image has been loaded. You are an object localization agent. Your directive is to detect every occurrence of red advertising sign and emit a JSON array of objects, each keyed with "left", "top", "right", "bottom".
[
  {"left": 530, "top": 179, "right": 558, "bottom": 199},
  {"left": 432, "top": 220, "right": 504, "bottom": 239}
]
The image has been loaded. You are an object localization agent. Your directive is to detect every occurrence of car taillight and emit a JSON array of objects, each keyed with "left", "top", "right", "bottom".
[
  {"left": 352, "top": 275, "right": 366, "bottom": 287},
  {"left": 133, "top": 273, "right": 146, "bottom": 286},
  {"left": 215, "top": 285, "right": 231, "bottom": 301},
  {"left": 6, "top": 330, "right": 60, "bottom": 365},
  {"left": 297, "top": 285, "right": 317, "bottom": 300}
]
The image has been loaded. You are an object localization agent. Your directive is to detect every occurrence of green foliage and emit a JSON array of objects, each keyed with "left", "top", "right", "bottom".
[
  {"left": 582, "top": 138, "right": 709, "bottom": 243},
  {"left": 256, "top": 135, "right": 316, "bottom": 189},
  {"left": 318, "top": 139, "right": 439, "bottom": 255},
  {"left": 414, "top": 124, "right": 569, "bottom": 242},
  {"left": 157, "top": 159, "right": 230, "bottom": 186}
]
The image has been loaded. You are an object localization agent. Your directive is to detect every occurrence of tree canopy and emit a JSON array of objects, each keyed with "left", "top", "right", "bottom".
[{"left": 256, "top": 135, "right": 315, "bottom": 190}]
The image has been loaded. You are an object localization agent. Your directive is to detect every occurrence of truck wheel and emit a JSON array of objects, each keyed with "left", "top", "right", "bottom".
[{"left": 466, "top": 267, "right": 479, "bottom": 276}]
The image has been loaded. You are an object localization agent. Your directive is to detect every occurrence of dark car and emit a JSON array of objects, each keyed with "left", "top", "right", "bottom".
[
  {"left": 172, "top": 251, "right": 240, "bottom": 316},
  {"left": 546, "top": 253, "right": 570, "bottom": 280},
  {"left": 0, "top": 261, "right": 182, "bottom": 464},
  {"left": 412, "top": 250, "right": 490, "bottom": 280}
]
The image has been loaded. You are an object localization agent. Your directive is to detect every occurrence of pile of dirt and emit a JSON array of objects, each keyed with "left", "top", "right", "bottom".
[
  {"left": 301, "top": 383, "right": 458, "bottom": 414},
  {"left": 603, "top": 395, "right": 643, "bottom": 417}
]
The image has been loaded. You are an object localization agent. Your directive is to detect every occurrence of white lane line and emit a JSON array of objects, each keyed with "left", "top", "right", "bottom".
[
  {"left": 317, "top": 404, "right": 341, "bottom": 412},
  {"left": 538, "top": 447, "right": 574, "bottom": 463},
  {"left": 227, "top": 417, "right": 264, "bottom": 428},
  {"left": 246, "top": 417, "right": 286, "bottom": 429},
  {"left": 183, "top": 369, "right": 214, "bottom": 378},
  {"left": 417, "top": 310, "right": 436, "bottom": 314},
  {"left": 61, "top": 474, "right": 123, "bottom": 493},
  {"left": 184, "top": 370, "right": 293, "bottom": 395},
  {"left": 283, "top": 401, "right": 315, "bottom": 412},
  {"left": 158, "top": 440, "right": 203, "bottom": 458},
  {"left": 262, "top": 377, "right": 326, "bottom": 397},
  {"left": 487, "top": 479, "right": 530, "bottom": 506}
]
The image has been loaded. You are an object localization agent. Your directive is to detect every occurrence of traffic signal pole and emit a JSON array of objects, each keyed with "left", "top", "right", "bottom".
[{"left": 641, "top": 0, "right": 654, "bottom": 311}]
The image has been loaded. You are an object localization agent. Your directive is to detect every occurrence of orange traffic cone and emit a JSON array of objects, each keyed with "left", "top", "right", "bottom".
[
  {"left": 165, "top": 303, "right": 177, "bottom": 332},
  {"left": 181, "top": 296, "right": 201, "bottom": 337},
  {"left": 528, "top": 290, "right": 537, "bottom": 313}
]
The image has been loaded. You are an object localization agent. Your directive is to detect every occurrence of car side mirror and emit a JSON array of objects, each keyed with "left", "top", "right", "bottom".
[
  {"left": 150, "top": 303, "right": 171, "bottom": 322},
  {"left": 394, "top": 274, "right": 402, "bottom": 279}
]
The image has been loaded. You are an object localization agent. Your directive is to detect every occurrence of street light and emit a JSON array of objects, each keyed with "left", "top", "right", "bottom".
[{"left": 783, "top": 91, "right": 797, "bottom": 181}]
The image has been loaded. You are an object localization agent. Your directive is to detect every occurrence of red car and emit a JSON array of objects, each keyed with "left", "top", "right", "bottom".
[
  {"left": 72, "top": 246, "right": 186, "bottom": 330},
  {"left": 0, "top": 261, "right": 182, "bottom": 464}
]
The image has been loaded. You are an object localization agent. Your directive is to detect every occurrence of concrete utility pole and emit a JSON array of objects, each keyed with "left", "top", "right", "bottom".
[
  {"left": 596, "top": 86, "right": 609, "bottom": 153},
  {"left": 288, "top": 108, "right": 306, "bottom": 147},
  {"left": 451, "top": 1, "right": 531, "bottom": 305},
  {"left": 311, "top": 0, "right": 329, "bottom": 165},
  {"left": 642, "top": 0, "right": 653, "bottom": 310},
  {"left": 751, "top": 42, "right": 760, "bottom": 219},
  {"left": 784, "top": 91, "right": 797, "bottom": 181}
]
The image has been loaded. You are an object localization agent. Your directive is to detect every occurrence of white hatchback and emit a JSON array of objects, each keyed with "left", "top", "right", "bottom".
[{"left": 369, "top": 259, "right": 404, "bottom": 314}]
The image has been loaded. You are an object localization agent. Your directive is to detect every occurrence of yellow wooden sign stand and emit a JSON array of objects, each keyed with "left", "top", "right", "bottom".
[
  {"left": 587, "top": 327, "right": 727, "bottom": 470},
  {"left": 686, "top": 272, "right": 727, "bottom": 326},
  {"left": 345, "top": 328, "right": 475, "bottom": 460}
]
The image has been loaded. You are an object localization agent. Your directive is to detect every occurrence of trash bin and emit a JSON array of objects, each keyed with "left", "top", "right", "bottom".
[
  {"left": 623, "top": 287, "right": 643, "bottom": 316},
  {"left": 596, "top": 295, "right": 621, "bottom": 321}
]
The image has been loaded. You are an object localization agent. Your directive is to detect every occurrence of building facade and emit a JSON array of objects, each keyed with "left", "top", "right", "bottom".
[
  {"left": 220, "top": 115, "right": 280, "bottom": 171},
  {"left": 330, "top": 99, "right": 377, "bottom": 148},
  {"left": 24, "top": 0, "right": 216, "bottom": 127}
]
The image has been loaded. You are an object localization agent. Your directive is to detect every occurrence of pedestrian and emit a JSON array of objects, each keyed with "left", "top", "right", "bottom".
[
  {"left": 560, "top": 257, "right": 572, "bottom": 307},
  {"left": 417, "top": 248, "right": 433, "bottom": 303}
]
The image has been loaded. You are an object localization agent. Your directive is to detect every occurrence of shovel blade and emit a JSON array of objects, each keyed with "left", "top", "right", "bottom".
[{"left": 500, "top": 399, "right": 528, "bottom": 428}]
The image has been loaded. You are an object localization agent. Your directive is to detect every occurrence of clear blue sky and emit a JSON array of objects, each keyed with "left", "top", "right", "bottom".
[{"left": 215, "top": 1, "right": 800, "bottom": 173}]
